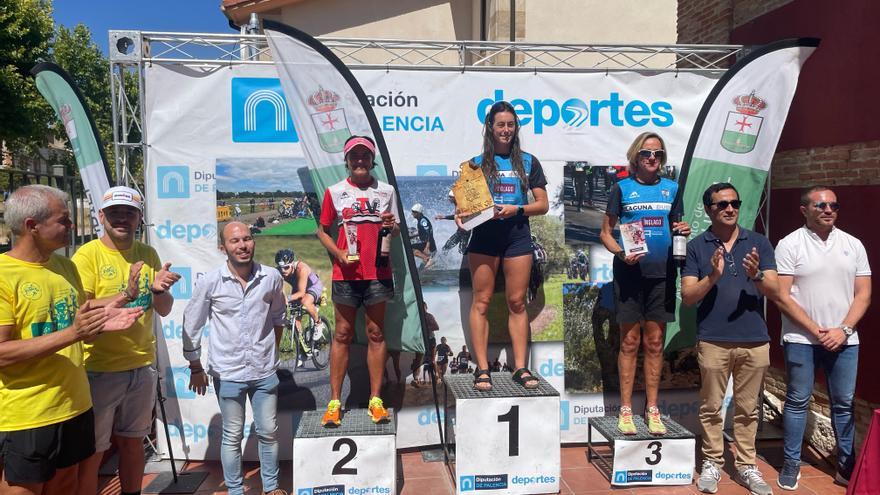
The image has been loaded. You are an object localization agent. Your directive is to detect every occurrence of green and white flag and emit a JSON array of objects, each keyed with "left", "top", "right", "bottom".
[
  {"left": 264, "top": 20, "right": 429, "bottom": 353},
  {"left": 31, "top": 62, "right": 112, "bottom": 237},
  {"left": 666, "top": 38, "right": 819, "bottom": 350}
]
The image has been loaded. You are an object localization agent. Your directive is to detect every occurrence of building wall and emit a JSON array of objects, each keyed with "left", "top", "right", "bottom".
[{"left": 679, "top": 0, "right": 880, "bottom": 459}]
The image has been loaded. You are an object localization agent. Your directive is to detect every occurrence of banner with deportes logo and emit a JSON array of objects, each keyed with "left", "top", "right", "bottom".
[
  {"left": 32, "top": 62, "right": 112, "bottom": 237},
  {"left": 143, "top": 40, "right": 726, "bottom": 458},
  {"left": 665, "top": 38, "right": 819, "bottom": 351}
]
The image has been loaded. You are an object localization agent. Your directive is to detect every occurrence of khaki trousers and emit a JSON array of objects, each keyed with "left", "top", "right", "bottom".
[{"left": 697, "top": 340, "right": 770, "bottom": 469}]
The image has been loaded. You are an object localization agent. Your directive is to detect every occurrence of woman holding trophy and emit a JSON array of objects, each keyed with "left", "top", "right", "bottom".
[{"left": 462, "top": 101, "right": 549, "bottom": 391}]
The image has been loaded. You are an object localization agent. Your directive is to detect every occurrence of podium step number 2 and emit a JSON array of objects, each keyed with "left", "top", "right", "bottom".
[
  {"left": 449, "top": 373, "right": 560, "bottom": 495},
  {"left": 293, "top": 409, "right": 396, "bottom": 495}
]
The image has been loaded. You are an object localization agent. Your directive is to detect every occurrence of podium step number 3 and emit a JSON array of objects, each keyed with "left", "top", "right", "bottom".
[
  {"left": 293, "top": 409, "right": 396, "bottom": 495},
  {"left": 448, "top": 373, "right": 560, "bottom": 495},
  {"left": 587, "top": 415, "right": 695, "bottom": 487}
]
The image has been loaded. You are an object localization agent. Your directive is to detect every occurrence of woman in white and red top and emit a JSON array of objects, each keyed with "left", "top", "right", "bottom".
[{"left": 316, "top": 135, "right": 399, "bottom": 427}]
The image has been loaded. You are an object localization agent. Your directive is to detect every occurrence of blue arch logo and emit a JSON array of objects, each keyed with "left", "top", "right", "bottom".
[
  {"left": 231, "top": 78, "right": 299, "bottom": 143},
  {"left": 157, "top": 166, "right": 189, "bottom": 199}
]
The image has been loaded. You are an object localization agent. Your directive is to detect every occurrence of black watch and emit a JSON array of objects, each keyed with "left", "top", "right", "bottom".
[
  {"left": 751, "top": 270, "right": 765, "bottom": 282},
  {"left": 516, "top": 206, "right": 525, "bottom": 217}
]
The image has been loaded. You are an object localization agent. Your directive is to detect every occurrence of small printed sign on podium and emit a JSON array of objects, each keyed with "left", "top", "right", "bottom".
[
  {"left": 293, "top": 409, "right": 396, "bottom": 495},
  {"left": 587, "top": 415, "right": 695, "bottom": 487},
  {"left": 445, "top": 373, "right": 560, "bottom": 495}
]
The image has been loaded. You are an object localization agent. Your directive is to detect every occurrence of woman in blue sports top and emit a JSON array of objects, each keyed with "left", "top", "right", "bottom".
[
  {"left": 464, "top": 101, "right": 549, "bottom": 392},
  {"left": 600, "top": 132, "right": 691, "bottom": 436}
]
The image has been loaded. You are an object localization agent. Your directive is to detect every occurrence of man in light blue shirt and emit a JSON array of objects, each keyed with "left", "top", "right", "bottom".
[{"left": 183, "top": 221, "right": 287, "bottom": 495}]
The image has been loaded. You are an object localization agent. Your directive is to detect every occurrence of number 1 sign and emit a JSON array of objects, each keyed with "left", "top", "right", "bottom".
[{"left": 455, "top": 395, "right": 560, "bottom": 494}]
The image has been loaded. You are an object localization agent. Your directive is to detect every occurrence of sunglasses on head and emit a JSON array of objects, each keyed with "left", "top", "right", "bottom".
[
  {"left": 812, "top": 201, "right": 840, "bottom": 212},
  {"left": 710, "top": 200, "right": 742, "bottom": 210},
  {"left": 637, "top": 149, "right": 666, "bottom": 160}
]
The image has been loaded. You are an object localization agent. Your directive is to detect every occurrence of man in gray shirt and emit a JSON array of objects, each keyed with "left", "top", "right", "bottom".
[{"left": 183, "top": 221, "right": 287, "bottom": 495}]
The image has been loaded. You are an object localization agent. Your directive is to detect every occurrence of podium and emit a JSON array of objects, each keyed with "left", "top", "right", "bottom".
[
  {"left": 444, "top": 373, "right": 560, "bottom": 494},
  {"left": 293, "top": 409, "right": 397, "bottom": 495},
  {"left": 587, "top": 415, "right": 695, "bottom": 486}
]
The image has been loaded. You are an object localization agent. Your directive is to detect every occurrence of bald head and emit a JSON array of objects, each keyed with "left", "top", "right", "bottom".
[{"left": 220, "top": 221, "right": 249, "bottom": 244}]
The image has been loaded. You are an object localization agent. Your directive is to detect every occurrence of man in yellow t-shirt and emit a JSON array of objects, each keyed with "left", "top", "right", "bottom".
[
  {"left": 0, "top": 185, "right": 141, "bottom": 495},
  {"left": 72, "top": 186, "right": 180, "bottom": 495}
]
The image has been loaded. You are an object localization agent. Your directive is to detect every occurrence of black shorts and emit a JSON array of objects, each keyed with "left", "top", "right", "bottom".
[
  {"left": 466, "top": 218, "right": 532, "bottom": 258},
  {"left": 0, "top": 409, "right": 96, "bottom": 484},
  {"left": 332, "top": 279, "right": 394, "bottom": 308},
  {"left": 613, "top": 274, "right": 675, "bottom": 324}
]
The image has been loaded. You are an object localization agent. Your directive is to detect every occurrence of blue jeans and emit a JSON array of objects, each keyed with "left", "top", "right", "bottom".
[
  {"left": 783, "top": 343, "right": 858, "bottom": 469},
  {"left": 213, "top": 374, "right": 280, "bottom": 495}
]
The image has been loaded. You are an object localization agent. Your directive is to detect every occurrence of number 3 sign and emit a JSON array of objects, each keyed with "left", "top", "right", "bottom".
[{"left": 611, "top": 438, "right": 694, "bottom": 486}]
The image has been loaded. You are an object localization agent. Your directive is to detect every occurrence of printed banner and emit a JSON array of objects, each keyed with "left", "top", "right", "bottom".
[
  {"left": 665, "top": 38, "right": 820, "bottom": 351},
  {"left": 143, "top": 53, "right": 721, "bottom": 457},
  {"left": 31, "top": 62, "right": 112, "bottom": 236}
]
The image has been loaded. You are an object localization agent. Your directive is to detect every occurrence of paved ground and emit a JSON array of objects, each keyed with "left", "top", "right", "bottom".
[{"left": 99, "top": 440, "right": 847, "bottom": 494}]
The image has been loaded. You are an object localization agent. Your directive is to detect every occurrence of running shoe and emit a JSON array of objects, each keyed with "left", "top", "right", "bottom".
[
  {"left": 735, "top": 465, "right": 772, "bottom": 495},
  {"left": 322, "top": 399, "right": 342, "bottom": 427},
  {"left": 617, "top": 405, "right": 637, "bottom": 435},
  {"left": 646, "top": 405, "right": 667, "bottom": 435},
  {"left": 368, "top": 396, "right": 390, "bottom": 424},
  {"left": 697, "top": 460, "right": 721, "bottom": 493}
]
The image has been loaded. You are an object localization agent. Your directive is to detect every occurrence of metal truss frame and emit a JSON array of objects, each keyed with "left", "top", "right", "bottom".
[
  {"left": 110, "top": 31, "right": 766, "bottom": 225},
  {"left": 109, "top": 30, "right": 743, "bottom": 181}
]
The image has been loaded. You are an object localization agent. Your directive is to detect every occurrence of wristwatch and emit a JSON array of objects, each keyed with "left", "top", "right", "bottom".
[
  {"left": 751, "top": 270, "right": 765, "bottom": 282},
  {"left": 516, "top": 206, "right": 525, "bottom": 217},
  {"left": 841, "top": 325, "right": 854, "bottom": 336}
]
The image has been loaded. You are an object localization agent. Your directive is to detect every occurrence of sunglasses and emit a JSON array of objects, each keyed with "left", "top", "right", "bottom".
[
  {"left": 714, "top": 241, "right": 738, "bottom": 277},
  {"left": 812, "top": 202, "right": 840, "bottom": 212},
  {"left": 710, "top": 200, "right": 742, "bottom": 210},
  {"left": 637, "top": 149, "right": 666, "bottom": 160}
]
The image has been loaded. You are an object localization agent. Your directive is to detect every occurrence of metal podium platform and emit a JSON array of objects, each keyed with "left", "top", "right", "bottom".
[
  {"left": 587, "top": 415, "right": 695, "bottom": 481},
  {"left": 296, "top": 408, "right": 396, "bottom": 438}
]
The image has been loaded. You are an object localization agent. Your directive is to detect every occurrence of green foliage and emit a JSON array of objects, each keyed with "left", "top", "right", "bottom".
[
  {"left": 563, "top": 284, "right": 604, "bottom": 393},
  {"left": 528, "top": 214, "right": 572, "bottom": 274},
  {"left": 0, "top": 0, "right": 55, "bottom": 151}
]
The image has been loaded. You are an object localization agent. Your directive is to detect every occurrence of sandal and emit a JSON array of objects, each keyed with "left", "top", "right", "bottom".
[
  {"left": 473, "top": 368, "right": 493, "bottom": 392},
  {"left": 512, "top": 368, "right": 540, "bottom": 389}
]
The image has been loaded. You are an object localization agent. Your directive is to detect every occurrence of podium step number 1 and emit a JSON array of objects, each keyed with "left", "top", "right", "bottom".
[
  {"left": 447, "top": 373, "right": 560, "bottom": 495},
  {"left": 293, "top": 409, "right": 396, "bottom": 495}
]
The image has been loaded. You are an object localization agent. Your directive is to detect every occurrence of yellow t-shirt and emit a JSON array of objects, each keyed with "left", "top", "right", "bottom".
[
  {"left": 72, "top": 239, "right": 161, "bottom": 372},
  {"left": 0, "top": 253, "right": 92, "bottom": 431}
]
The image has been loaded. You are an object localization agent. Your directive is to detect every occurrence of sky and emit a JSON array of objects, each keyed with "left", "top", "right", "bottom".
[{"left": 52, "top": 0, "right": 233, "bottom": 54}]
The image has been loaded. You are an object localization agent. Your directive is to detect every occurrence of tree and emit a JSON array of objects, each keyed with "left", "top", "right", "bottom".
[{"left": 0, "top": 0, "right": 55, "bottom": 153}]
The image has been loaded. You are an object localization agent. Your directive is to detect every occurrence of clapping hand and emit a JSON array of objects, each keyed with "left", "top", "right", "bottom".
[
  {"left": 152, "top": 262, "right": 182, "bottom": 293},
  {"left": 742, "top": 247, "right": 760, "bottom": 279}
]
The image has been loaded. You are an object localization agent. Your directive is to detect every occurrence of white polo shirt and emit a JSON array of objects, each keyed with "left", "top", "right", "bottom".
[{"left": 775, "top": 226, "right": 871, "bottom": 345}]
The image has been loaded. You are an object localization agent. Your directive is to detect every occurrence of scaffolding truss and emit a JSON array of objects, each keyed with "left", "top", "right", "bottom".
[{"left": 109, "top": 30, "right": 744, "bottom": 183}]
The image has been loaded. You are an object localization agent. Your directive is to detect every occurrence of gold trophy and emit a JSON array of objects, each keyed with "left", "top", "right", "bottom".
[{"left": 452, "top": 160, "right": 495, "bottom": 230}]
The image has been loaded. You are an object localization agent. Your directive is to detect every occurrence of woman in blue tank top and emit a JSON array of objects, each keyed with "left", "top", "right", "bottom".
[{"left": 464, "top": 101, "right": 549, "bottom": 391}]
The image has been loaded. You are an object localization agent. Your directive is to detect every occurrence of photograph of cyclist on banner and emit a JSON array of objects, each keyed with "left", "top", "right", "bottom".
[
  {"left": 461, "top": 100, "right": 549, "bottom": 392},
  {"left": 316, "top": 135, "right": 399, "bottom": 427},
  {"left": 274, "top": 248, "right": 330, "bottom": 372}
]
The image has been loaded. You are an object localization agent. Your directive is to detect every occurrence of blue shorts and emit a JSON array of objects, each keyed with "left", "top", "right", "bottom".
[{"left": 466, "top": 218, "right": 532, "bottom": 258}]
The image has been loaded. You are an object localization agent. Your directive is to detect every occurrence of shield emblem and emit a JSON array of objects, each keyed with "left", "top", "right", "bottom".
[
  {"left": 721, "top": 111, "right": 763, "bottom": 153},
  {"left": 311, "top": 109, "right": 350, "bottom": 153}
]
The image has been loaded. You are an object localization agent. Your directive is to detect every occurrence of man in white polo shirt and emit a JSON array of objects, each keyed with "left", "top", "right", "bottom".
[{"left": 773, "top": 185, "right": 871, "bottom": 490}]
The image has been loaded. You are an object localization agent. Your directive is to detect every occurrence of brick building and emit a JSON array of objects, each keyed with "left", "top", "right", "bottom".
[{"left": 679, "top": 0, "right": 880, "bottom": 458}]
